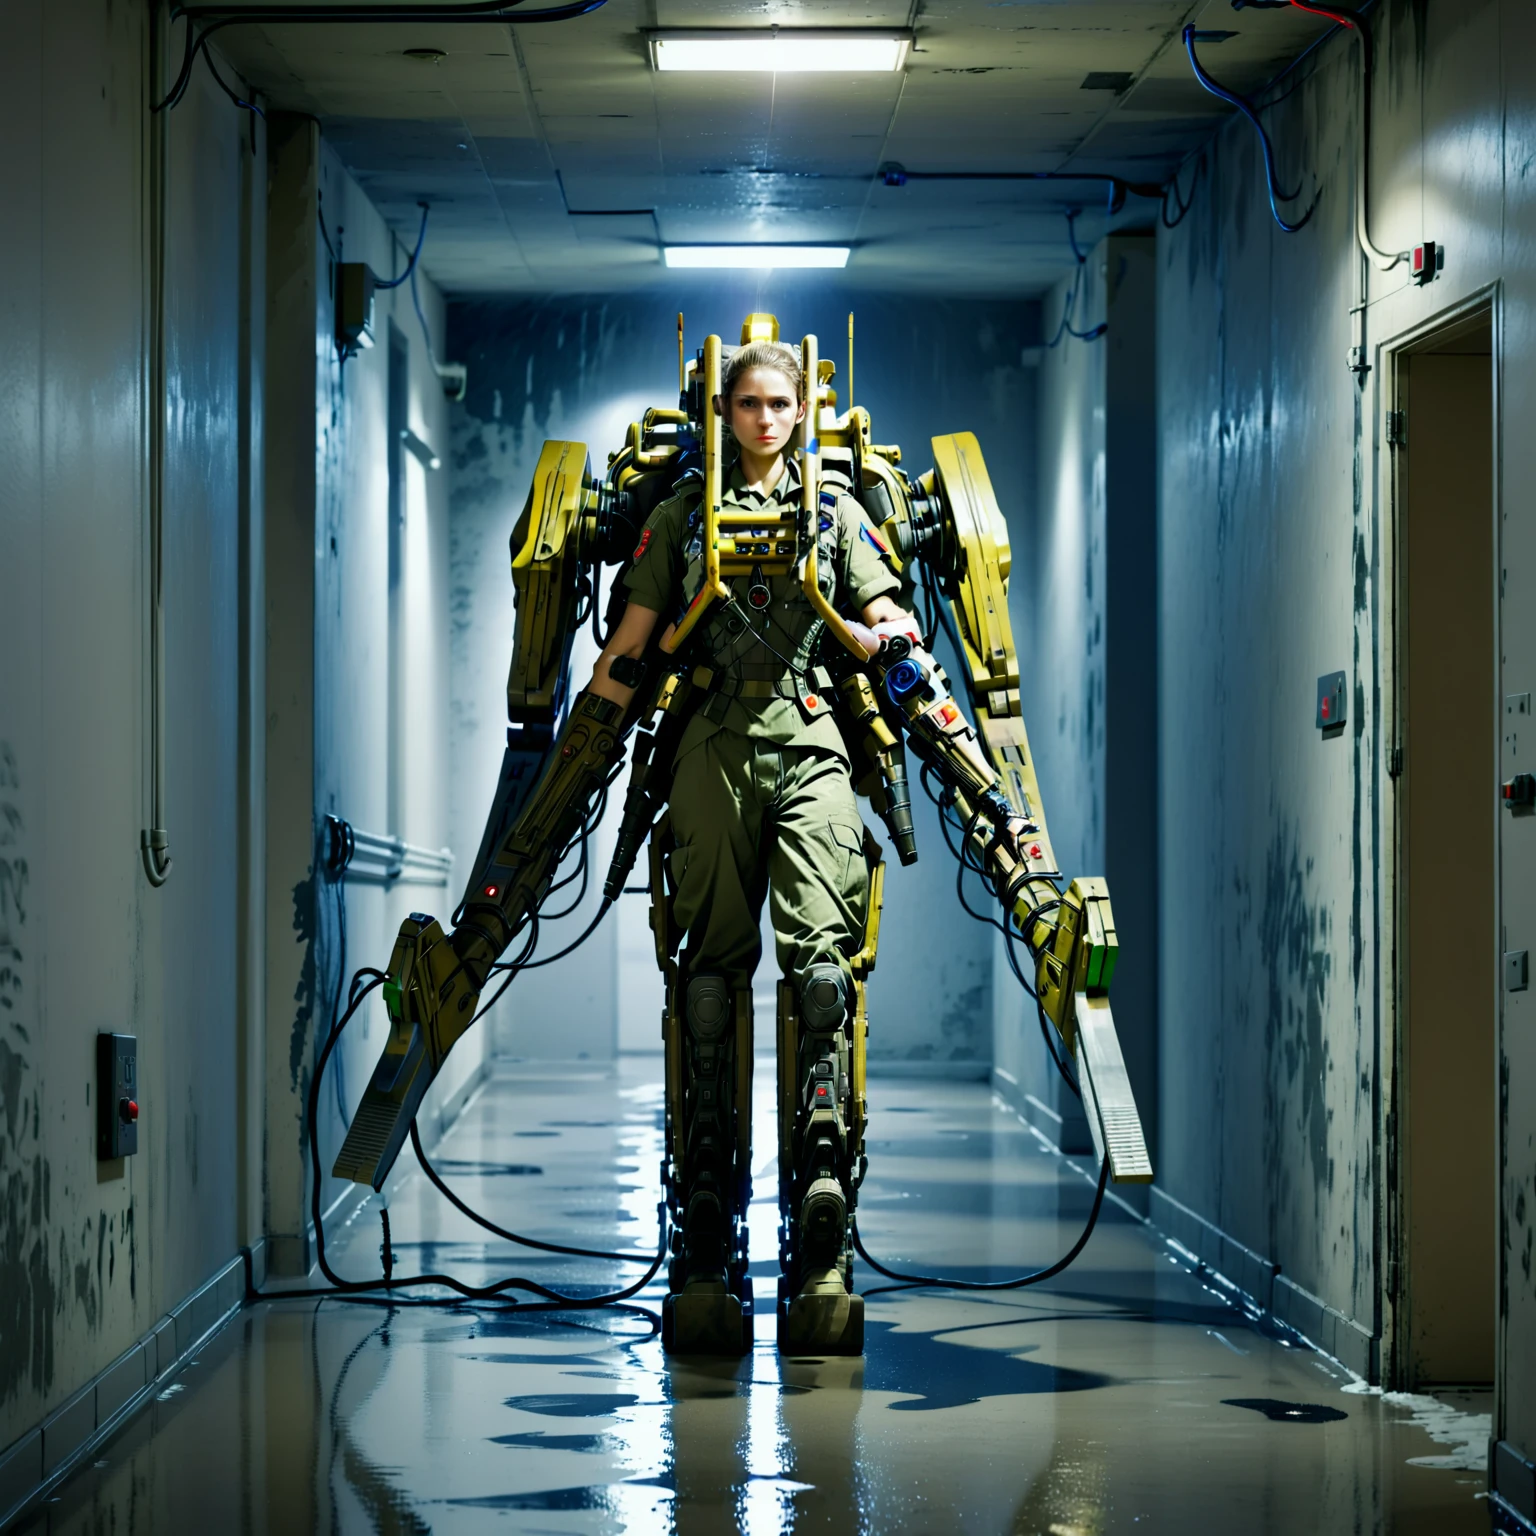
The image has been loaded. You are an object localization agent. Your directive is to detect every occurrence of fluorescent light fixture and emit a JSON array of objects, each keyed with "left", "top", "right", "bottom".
[
  {"left": 664, "top": 245, "right": 852, "bottom": 270},
  {"left": 649, "top": 30, "right": 910, "bottom": 74}
]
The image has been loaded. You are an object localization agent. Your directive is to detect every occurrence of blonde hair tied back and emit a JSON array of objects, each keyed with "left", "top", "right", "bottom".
[{"left": 720, "top": 340, "right": 804, "bottom": 401}]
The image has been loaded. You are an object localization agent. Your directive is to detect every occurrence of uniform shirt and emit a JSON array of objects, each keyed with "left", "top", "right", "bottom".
[{"left": 624, "top": 456, "right": 901, "bottom": 760}]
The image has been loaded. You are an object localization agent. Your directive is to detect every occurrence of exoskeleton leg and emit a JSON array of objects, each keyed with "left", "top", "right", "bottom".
[
  {"left": 777, "top": 963, "right": 864, "bottom": 1355},
  {"left": 662, "top": 970, "right": 753, "bottom": 1355}
]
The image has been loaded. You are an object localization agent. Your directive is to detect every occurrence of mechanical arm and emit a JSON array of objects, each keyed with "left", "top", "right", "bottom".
[{"left": 332, "top": 313, "right": 1151, "bottom": 1276}]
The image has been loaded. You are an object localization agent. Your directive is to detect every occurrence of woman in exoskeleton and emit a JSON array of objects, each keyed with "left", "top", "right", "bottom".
[{"left": 583, "top": 339, "right": 922, "bottom": 1351}]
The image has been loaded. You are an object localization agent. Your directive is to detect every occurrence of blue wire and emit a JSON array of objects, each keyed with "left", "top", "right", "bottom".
[
  {"left": 1066, "top": 206, "right": 1090, "bottom": 264},
  {"left": 375, "top": 202, "right": 429, "bottom": 289},
  {"left": 410, "top": 260, "right": 438, "bottom": 368},
  {"left": 1044, "top": 207, "right": 1107, "bottom": 347},
  {"left": 1182, "top": 26, "right": 1313, "bottom": 234}
]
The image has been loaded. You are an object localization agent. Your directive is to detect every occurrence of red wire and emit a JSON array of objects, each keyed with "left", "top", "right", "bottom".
[{"left": 1288, "top": 0, "right": 1357, "bottom": 28}]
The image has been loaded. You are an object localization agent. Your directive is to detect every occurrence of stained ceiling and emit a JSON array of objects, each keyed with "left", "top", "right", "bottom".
[{"left": 213, "top": 0, "right": 1341, "bottom": 295}]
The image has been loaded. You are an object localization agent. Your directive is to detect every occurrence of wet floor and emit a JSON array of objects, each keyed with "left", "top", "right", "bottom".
[{"left": 20, "top": 1061, "right": 1492, "bottom": 1534}]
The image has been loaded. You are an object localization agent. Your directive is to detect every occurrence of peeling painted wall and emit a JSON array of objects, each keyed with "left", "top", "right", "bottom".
[
  {"left": 0, "top": 3, "right": 254, "bottom": 1451},
  {"left": 1157, "top": 0, "right": 1533, "bottom": 1459},
  {"left": 446, "top": 289, "right": 1037, "bottom": 1068}
]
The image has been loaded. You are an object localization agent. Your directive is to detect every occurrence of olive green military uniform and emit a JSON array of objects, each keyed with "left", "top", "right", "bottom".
[{"left": 624, "top": 457, "right": 901, "bottom": 987}]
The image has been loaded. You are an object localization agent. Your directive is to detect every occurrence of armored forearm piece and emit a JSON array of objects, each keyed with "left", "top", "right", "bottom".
[{"left": 332, "top": 691, "right": 629, "bottom": 1190}]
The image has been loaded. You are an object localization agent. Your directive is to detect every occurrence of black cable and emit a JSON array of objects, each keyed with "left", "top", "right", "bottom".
[
  {"left": 154, "top": 1, "right": 609, "bottom": 114},
  {"left": 853, "top": 1151, "right": 1108, "bottom": 1295},
  {"left": 198, "top": 39, "right": 264, "bottom": 151},
  {"left": 409, "top": 1123, "right": 657, "bottom": 1263},
  {"left": 316, "top": 201, "right": 338, "bottom": 266},
  {"left": 252, "top": 941, "right": 667, "bottom": 1313},
  {"left": 916, "top": 725, "right": 1079, "bottom": 1102},
  {"left": 1161, "top": 155, "right": 1202, "bottom": 230},
  {"left": 374, "top": 203, "right": 428, "bottom": 289}
]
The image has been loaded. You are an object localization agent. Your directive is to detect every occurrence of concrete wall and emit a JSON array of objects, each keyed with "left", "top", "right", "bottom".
[
  {"left": 0, "top": 2, "right": 257, "bottom": 1453},
  {"left": 0, "top": 6, "right": 463, "bottom": 1477},
  {"left": 1155, "top": 0, "right": 1532, "bottom": 1482},
  {"left": 261, "top": 120, "right": 462, "bottom": 1275},
  {"left": 994, "top": 236, "right": 1159, "bottom": 1176},
  {"left": 447, "top": 288, "right": 1038, "bottom": 1070}
]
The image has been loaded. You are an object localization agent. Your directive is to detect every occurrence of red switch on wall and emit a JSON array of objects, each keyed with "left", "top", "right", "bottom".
[{"left": 97, "top": 1033, "right": 139, "bottom": 1159}]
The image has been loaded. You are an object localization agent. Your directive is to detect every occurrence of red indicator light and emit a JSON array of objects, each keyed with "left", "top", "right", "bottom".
[
  {"left": 1029, "top": 844, "right": 1043, "bottom": 860},
  {"left": 805, "top": 695, "right": 819, "bottom": 709},
  {"left": 937, "top": 702, "right": 959, "bottom": 726},
  {"left": 485, "top": 884, "right": 499, "bottom": 897},
  {"left": 120, "top": 1099, "right": 138, "bottom": 1124},
  {"left": 1321, "top": 699, "right": 1330, "bottom": 720}
]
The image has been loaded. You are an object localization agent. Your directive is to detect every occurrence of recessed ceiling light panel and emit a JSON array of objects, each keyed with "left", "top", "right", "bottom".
[
  {"left": 649, "top": 30, "right": 910, "bottom": 74},
  {"left": 663, "top": 245, "right": 852, "bottom": 269}
]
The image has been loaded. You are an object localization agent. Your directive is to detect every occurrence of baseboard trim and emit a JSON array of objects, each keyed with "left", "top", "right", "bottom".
[
  {"left": 1144, "top": 1186, "right": 1378, "bottom": 1379},
  {"left": 993, "top": 1089, "right": 1382, "bottom": 1382},
  {"left": 0, "top": 1250, "right": 250, "bottom": 1532},
  {"left": 0, "top": 1056, "right": 497, "bottom": 1528}
]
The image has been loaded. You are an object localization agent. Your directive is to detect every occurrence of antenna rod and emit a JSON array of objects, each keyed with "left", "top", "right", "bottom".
[
  {"left": 847, "top": 312, "right": 854, "bottom": 409},
  {"left": 677, "top": 312, "right": 685, "bottom": 396}
]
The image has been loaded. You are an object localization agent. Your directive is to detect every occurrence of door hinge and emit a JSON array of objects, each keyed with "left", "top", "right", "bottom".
[
  {"left": 1388, "top": 745, "right": 1403, "bottom": 778},
  {"left": 1385, "top": 410, "right": 1406, "bottom": 447}
]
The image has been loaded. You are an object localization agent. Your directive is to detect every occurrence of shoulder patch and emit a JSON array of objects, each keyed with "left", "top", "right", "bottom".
[
  {"left": 860, "top": 523, "right": 890, "bottom": 555},
  {"left": 633, "top": 528, "right": 653, "bottom": 561}
]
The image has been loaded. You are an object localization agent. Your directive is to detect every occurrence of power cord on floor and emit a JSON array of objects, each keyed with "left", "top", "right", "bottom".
[
  {"left": 853, "top": 1153, "right": 1109, "bottom": 1297},
  {"left": 251, "top": 806, "right": 670, "bottom": 1317}
]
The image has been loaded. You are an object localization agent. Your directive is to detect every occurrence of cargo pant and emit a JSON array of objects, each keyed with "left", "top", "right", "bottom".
[{"left": 667, "top": 728, "right": 869, "bottom": 988}]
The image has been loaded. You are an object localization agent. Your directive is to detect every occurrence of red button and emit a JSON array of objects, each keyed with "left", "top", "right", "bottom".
[
  {"left": 805, "top": 695, "right": 818, "bottom": 709},
  {"left": 120, "top": 1099, "right": 138, "bottom": 1124},
  {"left": 1028, "top": 844, "right": 1043, "bottom": 860}
]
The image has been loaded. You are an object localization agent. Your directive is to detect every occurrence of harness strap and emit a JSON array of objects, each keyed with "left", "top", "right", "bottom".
[{"left": 694, "top": 664, "right": 833, "bottom": 700}]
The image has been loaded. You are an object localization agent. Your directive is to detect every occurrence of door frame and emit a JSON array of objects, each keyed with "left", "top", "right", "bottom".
[{"left": 1376, "top": 280, "right": 1503, "bottom": 1394}]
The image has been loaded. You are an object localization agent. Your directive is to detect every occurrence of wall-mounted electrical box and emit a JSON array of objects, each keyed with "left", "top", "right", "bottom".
[
  {"left": 1411, "top": 241, "right": 1443, "bottom": 286},
  {"left": 1317, "top": 671, "right": 1347, "bottom": 733},
  {"left": 96, "top": 1032, "right": 139, "bottom": 1159},
  {"left": 335, "top": 263, "right": 377, "bottom": 359}
]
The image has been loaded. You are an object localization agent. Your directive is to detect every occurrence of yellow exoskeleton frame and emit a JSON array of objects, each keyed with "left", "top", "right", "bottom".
[{"left": 333, "top": 310, "right": 1150, "bottom": 1209}]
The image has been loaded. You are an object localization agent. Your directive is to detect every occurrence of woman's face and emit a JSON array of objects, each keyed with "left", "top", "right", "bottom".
[{"left": 719, "top": 366, "right": 804, "bottom": 458}]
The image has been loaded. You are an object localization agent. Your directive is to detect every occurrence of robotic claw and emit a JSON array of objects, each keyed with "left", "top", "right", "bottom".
[{"left": 332, "top": 312, "right": 1152, "bottom": 1357}]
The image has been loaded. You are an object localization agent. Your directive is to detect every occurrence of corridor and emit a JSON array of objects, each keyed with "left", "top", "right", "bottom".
[{"left": 20, "top": 1066, "right": 1491, "bottom": 1534}]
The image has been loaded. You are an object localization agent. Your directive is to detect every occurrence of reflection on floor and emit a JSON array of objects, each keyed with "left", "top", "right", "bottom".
[{"left": 21, "top": 1061, "right": 1491, "bottom": 1533}]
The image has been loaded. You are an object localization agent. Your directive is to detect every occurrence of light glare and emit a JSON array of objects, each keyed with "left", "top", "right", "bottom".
[
  {"left": 651, "top": 31, "right": 909, "bottom": 73},
  {"left": 663, "top": 246, "right": 852, "bottom": 270}
]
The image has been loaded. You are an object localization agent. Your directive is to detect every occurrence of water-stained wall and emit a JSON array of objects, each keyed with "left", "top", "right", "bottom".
[
  {"left": 0, "top": 13, "right": 461, "bottom": 1474},
  {"left": 261, "top": 119, "right": 461, "bottom": 1276},
  {"left": 0, "top": 2, "right": 257, "bottom": 1455},
  {"left": 1157, "top": 0, "right": 1534, "bottom": 1475},
  {"left": 446, "top": 289, "right": 1038, "bottom": 1070},
  {"left": 993, "top": 235, "right": 1159, "bottom": 1174}
]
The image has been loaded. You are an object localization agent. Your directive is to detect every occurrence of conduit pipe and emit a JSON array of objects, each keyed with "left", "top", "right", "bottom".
[
  {"left": 141, "top": 12, "right": 173, "bottom": 887},
  {"left": 1284, "top": 1, "right": 1406, "bottom": 271}
]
